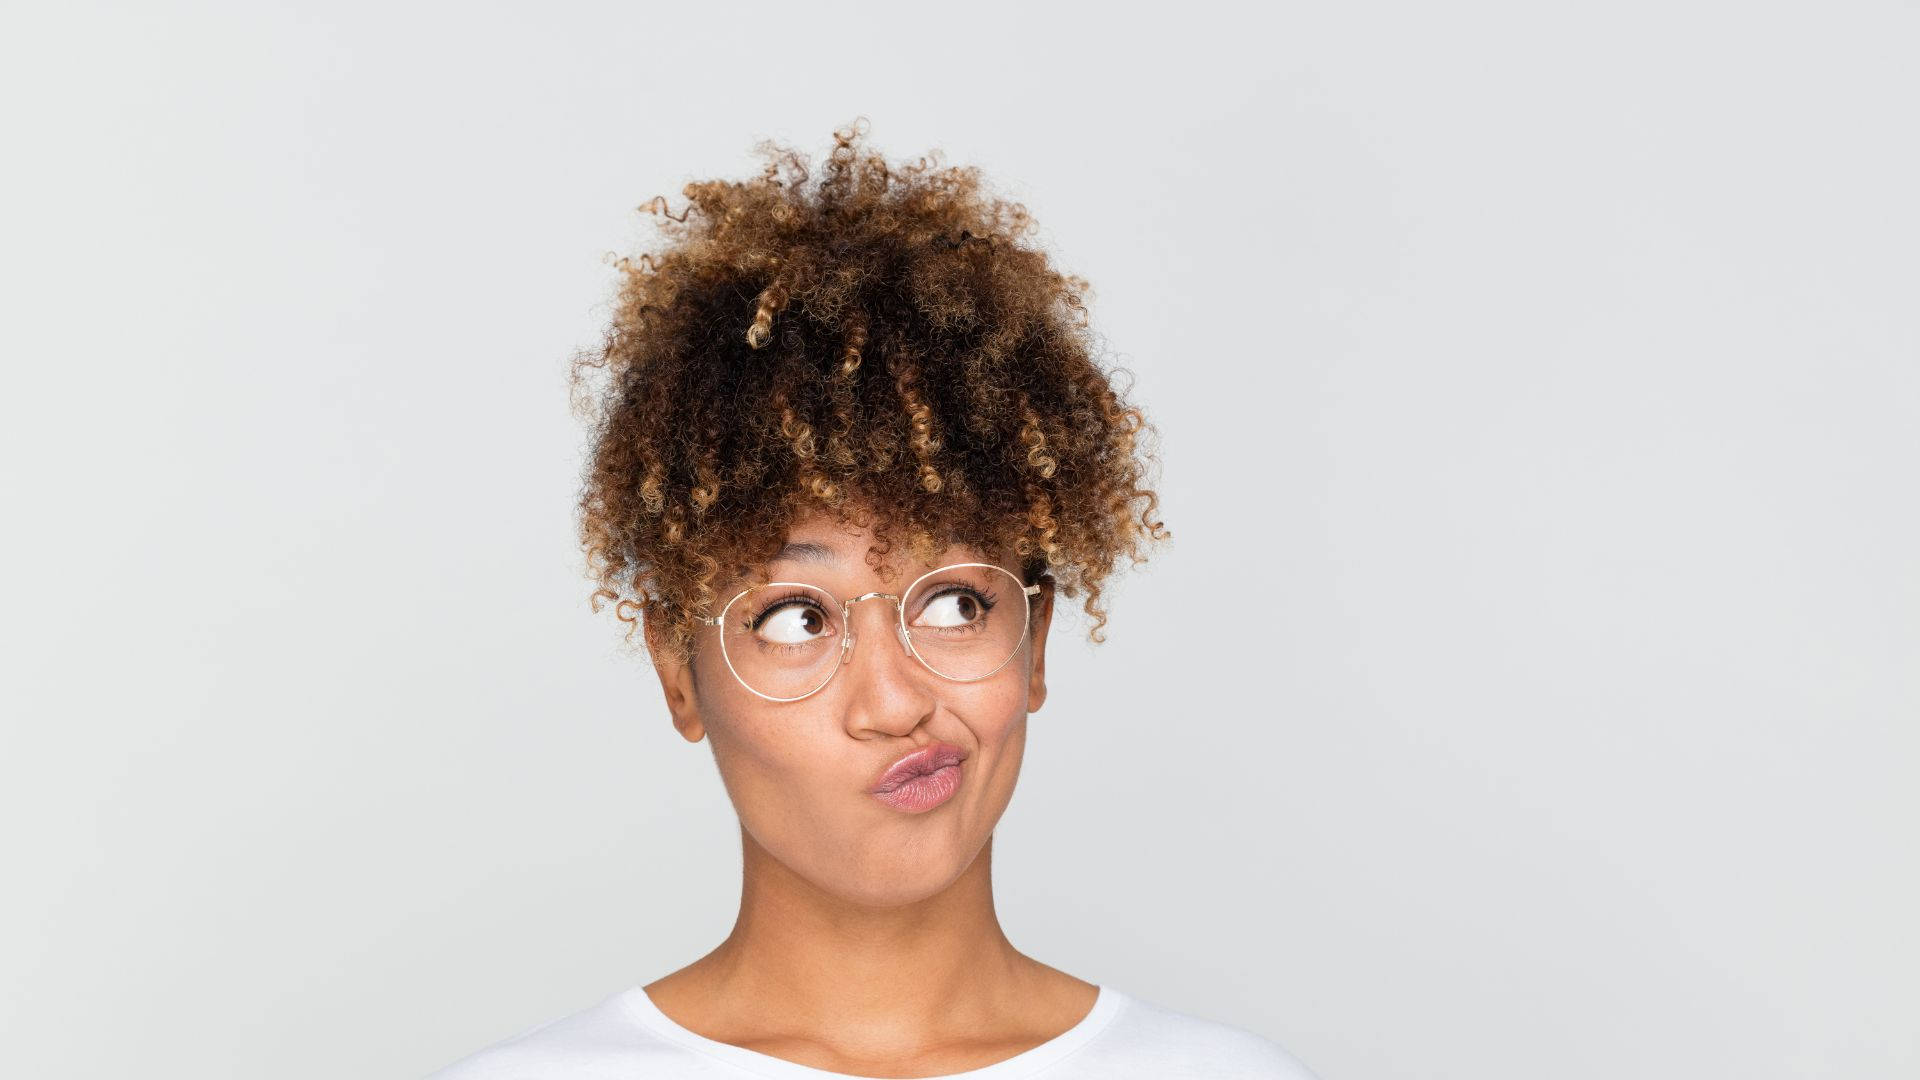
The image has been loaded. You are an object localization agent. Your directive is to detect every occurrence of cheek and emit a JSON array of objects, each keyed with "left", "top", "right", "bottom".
[
  {"left": 698, "top": 696, "right": 846, "bottom": 821},
  {"left": 959, "top": 681, "right": 1029, "bottom": 741},
  {"left": 961, "top": 646, "right": 1038, "bottom": 728}
]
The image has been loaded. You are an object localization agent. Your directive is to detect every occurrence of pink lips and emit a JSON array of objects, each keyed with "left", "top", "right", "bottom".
[{"left": 869, "top": 743, "right": 968, "bottom": 813}]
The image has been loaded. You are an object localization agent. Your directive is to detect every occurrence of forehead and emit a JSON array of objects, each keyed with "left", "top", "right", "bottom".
[
  {"left": 766, "top": 536, "right": 993, "bottom": 572},
  {"left": 757, "top": 511, "right": 1000, "bottom": 576}
]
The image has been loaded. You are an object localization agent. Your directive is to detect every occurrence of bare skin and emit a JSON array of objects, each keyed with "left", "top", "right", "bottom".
[{"left": 640, "top": 506, "right": 1099, "bottom": 1078}]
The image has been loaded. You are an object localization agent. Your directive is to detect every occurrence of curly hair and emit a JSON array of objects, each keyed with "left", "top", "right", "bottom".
[{"left": 573, "top": 118, "right": 1171, "bottom": 668}]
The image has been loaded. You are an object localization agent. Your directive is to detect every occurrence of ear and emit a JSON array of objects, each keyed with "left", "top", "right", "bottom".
[
  {"left": 1025, "top": 576, "right": 1055, "bottom": 714},
  {"left": 644, "top": 609, "right": 706, "bottom": 743}
]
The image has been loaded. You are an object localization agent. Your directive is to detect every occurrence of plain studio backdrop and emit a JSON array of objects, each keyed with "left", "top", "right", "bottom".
[{"left": 3, "top": 2, "right": 1915, "bottom": 1078}]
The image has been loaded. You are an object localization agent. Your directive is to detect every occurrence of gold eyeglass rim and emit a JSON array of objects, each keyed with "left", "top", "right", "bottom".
[{"left": 697, "top": 561, "right": 1044, "bottom": 703}]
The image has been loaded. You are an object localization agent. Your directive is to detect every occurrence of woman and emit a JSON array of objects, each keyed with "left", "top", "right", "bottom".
[{"left": 427, "top": 119, "right": 1317, "bottom": 1079}]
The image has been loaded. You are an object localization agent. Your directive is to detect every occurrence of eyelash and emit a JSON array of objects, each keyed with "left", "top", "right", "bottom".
[{"left": 745, "top": 591, "right": 824, "bottom": 633}]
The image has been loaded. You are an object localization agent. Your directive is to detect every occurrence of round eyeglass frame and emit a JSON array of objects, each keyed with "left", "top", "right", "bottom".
[{"left": 698, "top": 561, "right": 1044, "bottom": 703}]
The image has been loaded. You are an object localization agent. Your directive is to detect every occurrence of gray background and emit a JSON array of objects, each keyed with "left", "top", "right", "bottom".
[{"left": 4, "top": 2, "right": 1915, "bottom": 1078}]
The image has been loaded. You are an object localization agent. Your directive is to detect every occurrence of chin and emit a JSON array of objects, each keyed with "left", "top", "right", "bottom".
[
  {"left": 804, "top": 841, "right": 985, "bottom": 909},
  {"left": 828, "top": 874, "right": 963, "bottom": 910}
]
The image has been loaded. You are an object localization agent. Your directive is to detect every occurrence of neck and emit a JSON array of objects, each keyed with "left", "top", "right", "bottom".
[{"left": 667, "top": 827, "right": 1044, "bottom": 1053}]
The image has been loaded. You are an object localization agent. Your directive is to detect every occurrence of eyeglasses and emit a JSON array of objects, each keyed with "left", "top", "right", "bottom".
[{"left": 698, "top": 562, "right": 1043, "bottom": 702}]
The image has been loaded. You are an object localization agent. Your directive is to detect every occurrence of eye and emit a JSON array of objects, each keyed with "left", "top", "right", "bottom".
[
  {"left": 752, "top": 599, "right": 834, "bottom": 644},
  {"left": 916, "top": 588, "right": 992, "bottom": 628}
]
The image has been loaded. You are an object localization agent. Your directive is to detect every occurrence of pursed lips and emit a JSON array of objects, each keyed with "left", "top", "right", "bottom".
[{"left": 868, "top": 742, "right": 968, "bottom": 793}]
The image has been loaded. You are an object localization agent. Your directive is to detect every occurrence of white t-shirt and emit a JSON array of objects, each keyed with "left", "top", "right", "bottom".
[{"left": 424, "top": 983, "right": 1319, "bottom": 1079}]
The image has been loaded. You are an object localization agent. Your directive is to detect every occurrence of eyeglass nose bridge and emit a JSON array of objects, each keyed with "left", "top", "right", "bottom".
[{"left": 839, "top": 590, "right": 912, "bottom": 659}]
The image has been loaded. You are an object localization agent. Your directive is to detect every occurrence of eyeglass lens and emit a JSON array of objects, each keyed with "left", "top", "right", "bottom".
[{"left": 718, "top": 564, "right": 1028, "bottom": 699}]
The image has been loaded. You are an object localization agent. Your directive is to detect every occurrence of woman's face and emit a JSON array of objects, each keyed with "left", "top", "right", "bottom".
[{"left": 649, "top": 508, "right": 1055, "bottom": 909}]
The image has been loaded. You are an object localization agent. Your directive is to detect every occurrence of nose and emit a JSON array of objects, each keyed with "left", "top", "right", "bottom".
[
  {"left": 841, "top": 591, "right": 912, "bottom": 662},
  {"left": 835, "top": 592, "right": 937, "bottom": 729}
]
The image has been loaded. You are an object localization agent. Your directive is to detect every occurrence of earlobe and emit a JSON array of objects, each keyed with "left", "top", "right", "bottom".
[{"left": 671, "top": 710, "right": 706, "bottom": 744}]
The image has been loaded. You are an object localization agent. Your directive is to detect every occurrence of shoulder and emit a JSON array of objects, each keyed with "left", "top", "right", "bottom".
[
  {"left": 1092, "top": 987, "right": 1321, "bottom": 1079},
  {"left": 420, "top": 987, "right": 708, "bottom": 1080}
]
